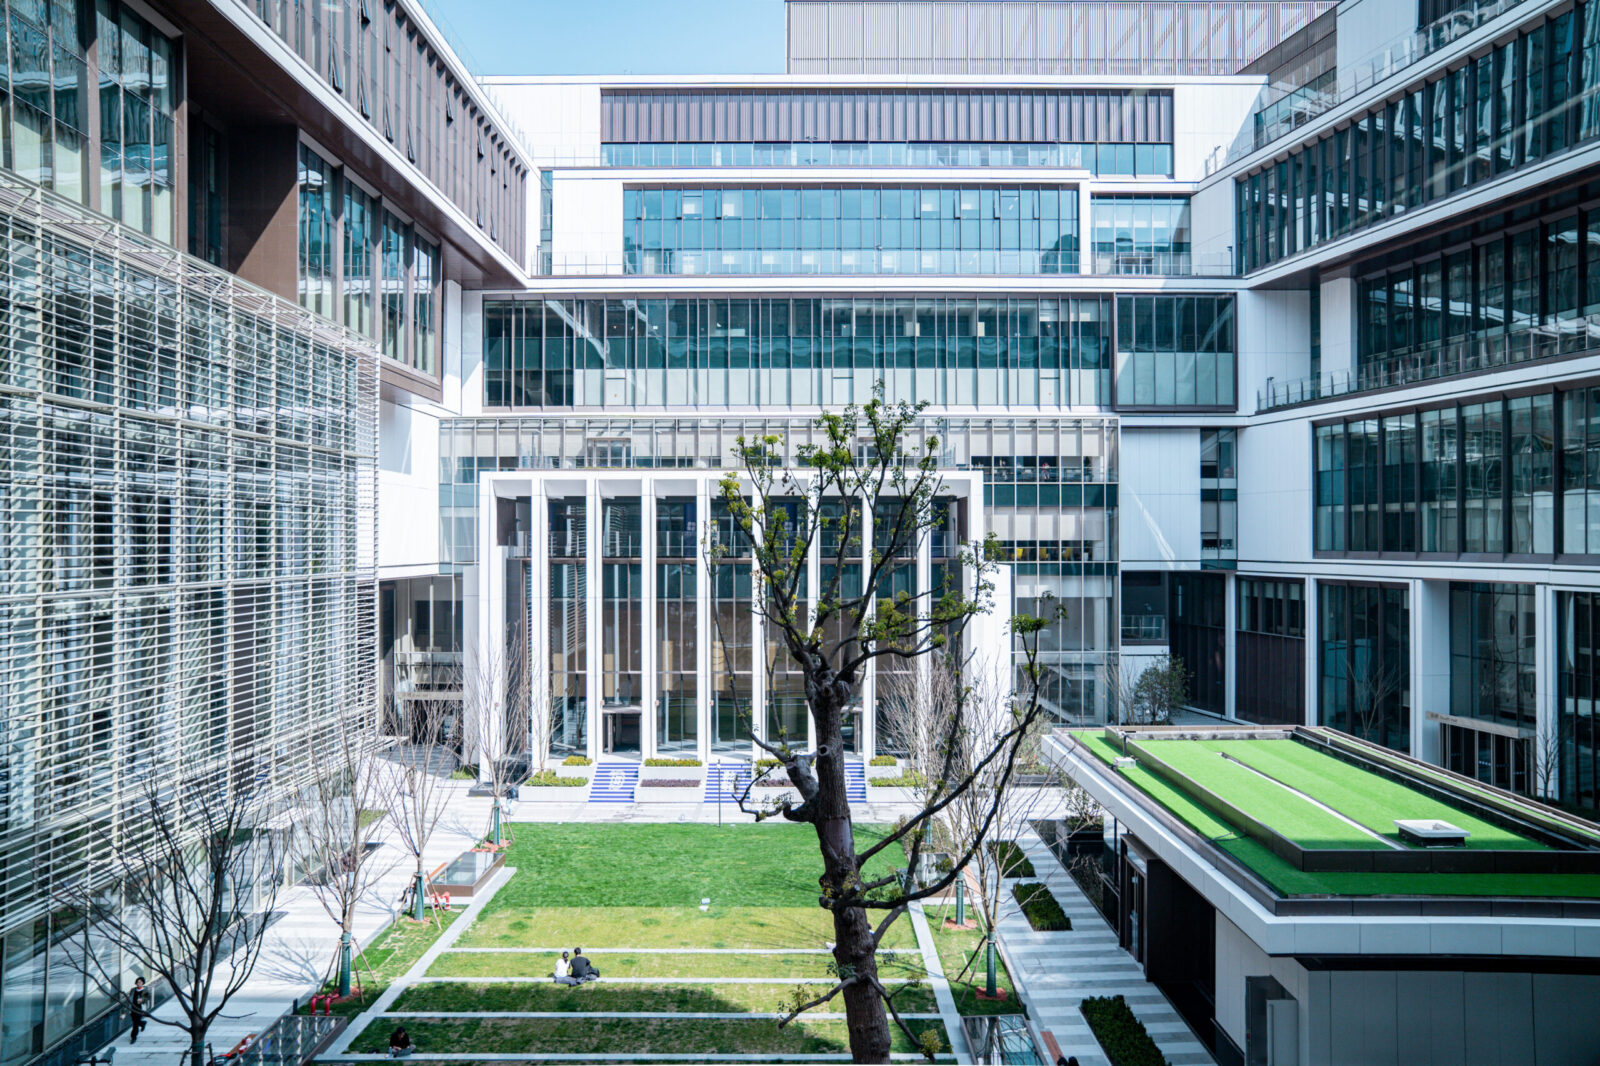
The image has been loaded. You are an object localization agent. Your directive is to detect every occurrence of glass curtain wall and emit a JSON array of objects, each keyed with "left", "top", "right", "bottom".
[
  {"left": 1091, "top": 196, "right": 1191, "bottom": 274},
  {"left": 96, "top": 0, "right": 174, "bottom": 240},
  {"left": 710, "top": 499, "right": 754, "bottom": 756},
  {"left": 1561, "top": 384, "right": 1600, "bottom": 553},
  {"left": 600, "top": 499, "right": 642, "bottom": 753},
  {"left": 1558, "top": 590, "right": 1600, "bottom": 815},
  {"left": 623, "top": 185, "right": 1079, "bottom": 275},
  {"left": 603, "top": 141, "right": 1173, "bottom": 175},
  {"left": 1200, "top": 429, "right": 1237, "bottom": 566},
  {"left": 1113, "top": 296, "right": 1236, "bottom": 408},
  {"left": 1319, "top": 582, "right": 1411, "bottom": 752},
  {"left": 655, "top": 498, "right": 697, "bottom": 753},
  {"left": 547, "top": 498, "right": 587, "bottom": 753},
  {"left": 1237, "top": 4, "right": 1594, "bottom": 272},
  {"left": 482, "top": 296, "right": 1114, "bottom": 410},
  {"left": 4, "top": 0, "right": 91, "bottom": 211},
  {"left": 1235, "top": 578, "right": 1305, "bottom": 725},
  {"left": 1449, "top": 582, "right": 1537, "bottom": 730},
  {"left": 764, "top": 499, "right": 809, "bottom": 748}
]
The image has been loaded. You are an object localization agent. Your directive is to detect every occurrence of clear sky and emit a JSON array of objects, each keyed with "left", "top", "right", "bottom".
[{"left": 436, "top": 0, "right": 788, "bottom": 76}]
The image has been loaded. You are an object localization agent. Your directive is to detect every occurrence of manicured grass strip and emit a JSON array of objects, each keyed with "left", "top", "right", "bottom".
[
  {"left": 460, "top": 905, "right": 916, "bottom": 951},
  {"left": 428, "top": 951, "right": 926, "bottom": 981},
  {"left": 1069, "top": 730, "right": 1125, "bottom": 767},
  {"left": 1129, "top": 740, "right": 1390, "bottom": 851},
  {"left": 392, "top": 980, "right": 937, "bottom": 1015},
  {"left": 347, "top": 1016, "right": 948, "bottom": 1056},
  {"left": 1204, "top": 739, "right": 1545, "bottom": 851},
  {"left": 299, "top": 910, "right": 461, "bottom": 1018},
  {"left": 1081, "top": 994, "right": 1169, "bottom": 1066},
  {"left": 923, "top": 901, "right": 1017, "bottom": 1017},
  {"left": 986, "top": 840, "right": 1035, "bottom": 878},
  {"left": 1012, "top": 883, "right": 1071, "bottom": 931}
]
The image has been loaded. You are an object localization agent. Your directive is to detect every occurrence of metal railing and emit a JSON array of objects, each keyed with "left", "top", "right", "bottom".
[
  {"left": 1209, "top": 0, "right": 1536, "bottom": 174},
  {"left": 1121, "top": 615, "right": 1168, "bottom": 642},
  {"left": 234, "top": 1013, "right": 341, "bottom": 1066},
  {"left": 540, "top": 249, "right": 1234, "bottom": 278},
  {"left": 1088, "top": 251, "right": 1234, "bottom": 277},
  {"left": 1257, "top": 324, "right": 1593, "bottom": 410}
]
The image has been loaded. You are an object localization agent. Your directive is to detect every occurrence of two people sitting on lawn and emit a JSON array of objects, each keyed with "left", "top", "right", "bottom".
[{"left": 557, "top": 947, "right": 599, "bottom": 984}]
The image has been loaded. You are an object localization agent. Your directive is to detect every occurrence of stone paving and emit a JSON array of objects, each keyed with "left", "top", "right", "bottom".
[{"left": 995, "top": 828, "right": 1216, "bottom": 1066}]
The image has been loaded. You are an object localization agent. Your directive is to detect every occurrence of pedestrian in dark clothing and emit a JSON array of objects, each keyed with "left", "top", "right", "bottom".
[
  {"left": 388, "top": 1026, "right": 412, "bottom": 1058},
  {"left": 569, "top": 947, "right": 600, "bottom": 982},
  {"left": 129, "top": 978, "right": 149, "bottom": 1044}
]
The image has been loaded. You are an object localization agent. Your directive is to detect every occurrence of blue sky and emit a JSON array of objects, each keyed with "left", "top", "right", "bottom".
[{"left": 437, "top": 0, "right": 787, "bottom": 75}]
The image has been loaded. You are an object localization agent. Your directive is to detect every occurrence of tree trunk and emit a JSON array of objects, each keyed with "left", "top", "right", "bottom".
[
  {"left": 810, "top": 691, "right": 893, "bottom": 1064},
  {"left": 190, "top": 1034, "right": 208, "bottom": 1066}
]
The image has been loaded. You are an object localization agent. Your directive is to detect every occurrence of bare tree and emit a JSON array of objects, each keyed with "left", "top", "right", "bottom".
[
  {"left": 300, "top": 708, "right": 394, "bottom": 997},
  {"left": 57, "top": 775, "right": 283, "bottom": 1066},
  {"left": 1350, "top": 660, "right": 1401, "bottom": 746},
  {"left": 466, "top": 621, "right": 541, "bottom": 848},
  {"left": 705, "top": 390, "right": 1055, "bottom": 1063},
  {"left": 378, "top": 697, "right": 456, "bottom": 923},
  {"left": 1531, "top": 726, "right": 1564, "bottom": 802}
]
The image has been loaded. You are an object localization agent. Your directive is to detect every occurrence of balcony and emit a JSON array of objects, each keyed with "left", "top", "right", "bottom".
[{"left": 1089, "top": 251, "right": 1233, "bottom": 277}]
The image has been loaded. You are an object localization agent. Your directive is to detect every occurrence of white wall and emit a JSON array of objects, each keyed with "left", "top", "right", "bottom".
[
  {"left": 1319, "top": 274, "right": 1357, "bottom": 385},
  {"left": 1235, "top": 418, "right": 1311, "bottom": 564},
  {"left": 488, "top": 81, "right": 603, "bottom": 163},
  {"left": 1173, "top": 81, "right": 1265, "bottom": 182},
  {"left": 1236, "top": 288, "right": 1311, "bottom": 416},
  {"left": 1119, "top": 427, "right": 1200, "bottom": 567},
  {"left": 551, "top": 176, "right": 625, "bottom": 272},
  {"left": 1190, "top": 177, "right": 1236, "bottom": 267},
  {"left": 1214, "top": 913, "right": 1312, "bottom": 1062},
  {"left": 378, "top": 396, "right": 441, "bottom": 572}
]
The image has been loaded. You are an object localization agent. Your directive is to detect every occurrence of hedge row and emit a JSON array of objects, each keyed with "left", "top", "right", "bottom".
[
  {"left": 1012, "top": 882, "right": 1070, "bottom": 931},
  {"left": 986, "top": 839, "right": 1036, "bottom": 878},
  {"left": 1080, "top": 994, "right": 1169, "bottom": 1066}
]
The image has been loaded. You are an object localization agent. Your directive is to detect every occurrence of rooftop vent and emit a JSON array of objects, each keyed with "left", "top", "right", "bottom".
[{"left": 1394, "top": 819, "right": 1470, "bottom": 847}]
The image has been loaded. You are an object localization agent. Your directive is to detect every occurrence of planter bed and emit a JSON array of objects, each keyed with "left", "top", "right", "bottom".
[
  {"left": 867, "top": 757, "right": 901, "bottom": 780},
  {"left": 553, "top": 758, "right": 592, "bottom": 780},
  {"left": 521, "top": 770, "right": 588, "bottom": 800},
  {"left": 634, "top": 779, "right": 703, "bottom": 803}
]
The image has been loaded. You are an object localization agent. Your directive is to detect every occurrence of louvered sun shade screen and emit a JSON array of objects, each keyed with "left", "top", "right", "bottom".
[{"left": 601, "top": 88, "right": 1173, "bottom": 144}]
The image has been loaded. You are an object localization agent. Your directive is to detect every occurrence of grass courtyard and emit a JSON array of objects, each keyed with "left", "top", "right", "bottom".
[{"left": 339, "top": 822, "right": 955, "bottom": 1061}]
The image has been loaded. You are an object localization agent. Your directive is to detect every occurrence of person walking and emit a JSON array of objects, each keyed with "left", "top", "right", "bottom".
[{"left": 129, "top": 977, "right": 149, "bottom": 1044}]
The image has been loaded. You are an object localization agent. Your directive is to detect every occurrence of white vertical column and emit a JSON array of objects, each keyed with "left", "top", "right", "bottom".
[
  {"left": 1303, "top": 578, "right": 1320, "bottom": 729},
  {"left": 1413, "top": 578, "right": 1452, "bottom": 765},
  {"left": 1077, "top": 183, "right": 1094, "bottom": 276},
  {"left": 474, "top": 476, "right": 504, "bottom": 778},
  {"left": 586, "top": 479, "right": 602, "bottom": 760},
  {"left": 641, "top": 485, "right": 658, "bottom": 761},
  {"left": 696, "top": 477, "right": 713, "bottom": 764},
  {"left": 1223, "top": 571, "right": 1238, "bottom": 720},
  {"left": 529, "top": 486, "right": 549, "bottom": 769}
]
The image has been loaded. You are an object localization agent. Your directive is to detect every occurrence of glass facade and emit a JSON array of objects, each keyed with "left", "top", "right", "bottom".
[
  {"left": 1237, "top": 3, "right": 1600, "bottom": 272},
  {"left": 1200, "top": 429, "right": 1237, "bottom": 566},
  {"left": 1091, "top": 196, "right": 1191, "bottom": 275},
  {"left": 297, "top": 145, "right": 440, "bottom": 374},
  {"left": 1557, "top": 590, "right": 1600, "bottom": 815},
  {"left": 1314, "top": 393, "right": 1566, "bottom": 556},
  {"left": 1113, "top": 295, "right": 1236, "bottom": 409},
  {"left": 0, "top": 176, "right": 378, "bottom": 1060},
  {"left": 1318, "top": 582, "right": 1411, "bottom": 752},
  {"left": 622, "top": 185, "right": 1079, "bottom": 276},
  {"left": 482, "top": 296, "right": 1114, "bottom": 410},
  {"left": 1449, "top": 582, "right": 1537, "bottom": 731},
  {"left": 1236, "top": 577, "right": 1306, "bottom": 726},
  {"left": 601, "top": 141, "right": 1173, "bottom": 175}
]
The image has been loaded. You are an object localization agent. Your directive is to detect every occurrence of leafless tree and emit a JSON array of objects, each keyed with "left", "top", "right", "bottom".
[
  {"left": 56, "top": 774, "right": 283, "bottom": 1066},
  {"left": 377, "top": 697, "right": 456, "bottom": 924},
  {"left": 465, "top": 622, "right": 543, "bottom": 847},
  {"left": 1531, "top": 726, "right": 1564, "bottom": 802},
  {"left": 1350, "top": 660, "right": 1402, "bottom": 746},
  {"left": 704, "top": 390, "right": 1055, "bottom": 1063},
  {"left": 299, "top": 706, "right": 394, "bottom": 997}
]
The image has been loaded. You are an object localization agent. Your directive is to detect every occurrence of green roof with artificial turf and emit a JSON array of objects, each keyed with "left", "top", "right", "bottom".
[{"left": 1063, "top": 729, "right": 1600, "bottom": 900}]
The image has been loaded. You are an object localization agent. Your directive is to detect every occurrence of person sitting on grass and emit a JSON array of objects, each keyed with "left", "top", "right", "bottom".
[
  {"left": 553, "top": 950, "right": 580, "bottom": 986},
  {"left": 569, "top": 947, "right": 600, "bottom": 983},
  {"left": 387, "top": 1025, "right": 412, "bottom": 1058}
]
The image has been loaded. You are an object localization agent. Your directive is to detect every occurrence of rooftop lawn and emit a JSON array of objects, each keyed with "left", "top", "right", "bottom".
[
  {"left": 1203, "top": 739, "right": 1545, "bottom": 851},
  {"left": 427, "top": 950, "right": 926, "bottom": 981},
  {"left": 1127, "top": 739, "right": 1391, "bottom": 851},
  {"left": 391, "top": 979, "right": 939, "bottom": 1016},
  {"left": 1065, "top": 732, "right": 1600, "bottom": 899}
]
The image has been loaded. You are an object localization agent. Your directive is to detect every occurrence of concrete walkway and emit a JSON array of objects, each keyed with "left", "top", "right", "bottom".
[
  {"left": 996, "top": 829, "right": 1215, "bottom": 1066},
  {"left": 908, "top": 902, "right": 972, "bottom": 1064}
]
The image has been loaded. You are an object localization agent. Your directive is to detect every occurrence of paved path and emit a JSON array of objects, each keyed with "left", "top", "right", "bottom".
[
  {"left": 383, "top": 1010, "right": 943, "bottom": 1020},
  {"left": 415, "top": 976, "right": 855, "bottom": 985},
  {"left": 908, "top": 902, "right": 972, "bottom": 1064},
  {"left": 996, "top": 829, "right": 1215, "bottom": 1066}
]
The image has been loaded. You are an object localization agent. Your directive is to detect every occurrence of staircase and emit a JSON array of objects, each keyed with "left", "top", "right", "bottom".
[
  {"left": 704, "top": 763, "right": 752, "bottom": 802},
  {"left": 588, "top": 762, "right": 639, "bottom": 803},
  {"left": 845, "top": 760, "right": 867, "bottom": 802}
]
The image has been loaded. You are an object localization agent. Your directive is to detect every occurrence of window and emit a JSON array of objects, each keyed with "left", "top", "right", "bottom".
[
  {"left": 1091, "top": 195, "right": 1191, "bottom": 274},
  {"left": 297, "top": 144, "right": 335, "bottom": 317},
  {"left": 93, "top": 0, "right": 176, "bottom": 239},
  {"left": 1319, "top": 582, "right": 1410, "bottom": 752},
  {"left": 342, "top": 180, "right": 374, "bottom": 336},
  {"left": 1120, "top": 572, "right": 1167, "bottom": 643},
  {"left": 1450, "top": 582, "right": 1537, "bottom": 731},
  {"left": 1200, "top": 428, "right": 1236, "bottom": 563},
  {"left": 1237, "top": 577, "right": 1306, "bottom": 727},
  {"left": 1113, "top": 295, "right": 1235, "bottom": 409},
  {"left": 1558, "top": 590, "right": 1600, "bottom": 814}
]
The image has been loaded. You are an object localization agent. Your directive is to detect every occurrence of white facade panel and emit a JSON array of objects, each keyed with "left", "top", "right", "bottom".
[
  {"left": 379, "top": 397, "right": 443, "bottom": 573},
  {"left": 1236, "top": 418, "right": 1311, "bottom": 564},
  {"left": 551, "top": 175, "right": 625, "bottom": 274},
  {"left": 1236, "top": 288, "right": 1311, "bottom": 416},
  {"left": 1119, "top": 426, "right": 1200, "bottom": 567}
]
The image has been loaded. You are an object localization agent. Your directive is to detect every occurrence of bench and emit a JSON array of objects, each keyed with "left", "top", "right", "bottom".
[{"left": 1039, "top": 1029, "right": 1068, "bottom": 1066}]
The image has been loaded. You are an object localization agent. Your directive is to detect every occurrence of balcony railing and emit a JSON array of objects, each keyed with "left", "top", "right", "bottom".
[
  {"left": 1121, "top": 615, "right": 1168, "bottom": 643},
  {"left": 1089, "top": 251, "right": 1234, "bottom": 277},
  {"left": 1257, "top": 325, "right": 1592, "bottom": 410}
]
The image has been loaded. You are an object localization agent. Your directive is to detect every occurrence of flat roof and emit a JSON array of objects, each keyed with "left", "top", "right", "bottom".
[{"left": 1063, "top": 727, "right": 1600, "bottom": 901}]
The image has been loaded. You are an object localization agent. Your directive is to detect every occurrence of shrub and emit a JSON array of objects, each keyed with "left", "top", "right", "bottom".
[
  {"left": 561, "top": 755, "right": 592, "bottom": 766},
  {"left": 755, "top": 758, "right": 781, "bottom": 770},
  {"left": 638, "top": 778, "right": 700, "bottom": 788},
  {"left": 449, "top": 765, "right": 479, "bottom": 780},
  {"left": 986, "top": 840, "right": 1036, "bottom": 878},
  {"left": 870, "top": 770, "right": 927, "bottom": 788},
  {"left": 869, "top": 755, "right": 898, "bottom": 766},
  {"left": 1080, "top": 994, "right": 1169, "bottom": 1066},
  {"left": 644, "top": 757, "right": 702, "bottom": 767},
  {"left": 1013, "top": 882, "right": 1070, "bottom": 931},
  {"left": 525, "top": 770, "right": 587, "bottom": 787}
]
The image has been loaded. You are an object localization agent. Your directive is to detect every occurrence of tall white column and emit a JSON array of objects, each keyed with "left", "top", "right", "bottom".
[
  {"left": 641, "top": 485, "right": 658, "bottom": 761},
  {"left": 696, "top": 477, "right": 713, "bottom": 764},
  {"left": 529, "top": 486, "right": 549, "bottom": 767},
  {"left": 473, "top": 476, "right": 504, "bottom": 779},
  {"left": 586, "top": 479, "right": 603, "bottom": 760}
]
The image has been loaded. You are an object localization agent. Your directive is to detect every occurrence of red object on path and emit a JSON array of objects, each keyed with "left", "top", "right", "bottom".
[{"left": 975, "top": 987, "right": 1011, "bottom": 1002}]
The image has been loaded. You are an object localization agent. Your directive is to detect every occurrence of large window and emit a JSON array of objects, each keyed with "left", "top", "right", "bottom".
[
  {"left": 624, "top": 185, "right": 1078, "bottom": 276},
  {"left": 1558, "top": 590, "right": 1600, "bottom": 815},
  {"left": 1091, "top": 196, "right": 1191, "bottom": 274},
  {"left": 1238, "top": 4, "right": 1594, "bottom": 272},
  {"left": 603, "top": 141, "right": 1172, "bottom": 175},
  {"left": 1170, "top": 572, "right": 1226, "bottom": 715},
  {"left": 1319, "top": 582, "right": 1410, "bottom": 752},
  {"left": 483, "top": 296, "right": 1113, "bottom": 410},
  {"left": 1449, "top": 582, "right": 1537, "bottom": 731},
  {"left": 1113, "top": 296, "right": 1236, "bottom": 409},
  {"left": 548, "top": 498, "right": 587, "bottom": 753},
  {"left": 1200, "top": 429, "right": 1237, "bottom": 564},
  {"left": 1237, "top": 577, "right": 1306, "bottom": 726},
  {"left": 656, "top": 498, "right": 697, "bottom": 753},
  {"left": 1315, "top": 394, "right": 1557, "bottom": 556}
]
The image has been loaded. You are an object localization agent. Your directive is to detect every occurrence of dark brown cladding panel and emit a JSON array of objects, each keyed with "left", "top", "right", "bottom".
[{"left": 601, "top": 88, "right": 1172, "bottom": 144}]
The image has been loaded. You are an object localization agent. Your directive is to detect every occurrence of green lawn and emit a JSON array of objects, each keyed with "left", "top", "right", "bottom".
[
  {"left": 351, "top": 1016, "right": 949, "bottom": 1056},
  {"left": 299, "top": 909, "right": 460, "bottom": 1018},
  {"left": 428, "top": 950, "right": 925, "bottom": 980},
  {"left": 461, "top": 903, "right": 913, "bottom": 951},
  {"left": 1204, "top": 739, "right": 1545, "bottom": 850},
  {"left": 921, "top": 901, "right": 1017, "bottom": 1017},
  {"left": 1130, "top": 739, "right": 1390, "bottom": 850},
  {"left": 392, "top": 979, "right": 937, "bottom": 1015}
]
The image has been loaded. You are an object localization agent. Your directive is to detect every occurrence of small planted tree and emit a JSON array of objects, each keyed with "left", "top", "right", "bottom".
[
  {"left": 379, "top": 696, "right": 455, "bottom": 923},
  {"left": 707, "top": 389, "right": 1054, "bottom": 1063},
  {"left": 1131, "top": 655, "right": 1189, "bottom": 724},
  {"left": 466, "top": 621, "right": 542, "bottom": 847},
  {"left": 57, "top": 774, "right": 283, "bottom": 1066}
]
